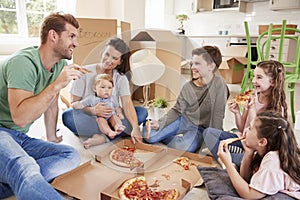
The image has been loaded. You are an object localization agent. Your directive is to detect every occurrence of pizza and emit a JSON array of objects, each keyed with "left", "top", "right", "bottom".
[
  {"left": 234, "top": 90, "right": 253, "bottom": 106},
  {"left": 119, "top": 176, "right": 179, "bottom": 200},
  {"left": 173, "top": 157, "right": 190, "bottom": 170},
  {"left": 109, "top": 147, "right": 143, "bottom": 168},
  {"left": 224, "top": 137, "right": 245, "bottom": 149},
  {"left": 73, "top": 66, "right": 91, "bottom": 74}
]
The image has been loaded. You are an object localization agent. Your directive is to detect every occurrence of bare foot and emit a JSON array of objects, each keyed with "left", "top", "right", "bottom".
[
  {"left": 114, "top": 124, "right": 126, "bottom": 134},
  {"left": 107, "top": 131, "right": 117, "bottom": 139},
  {"left": 47, "top": 135, "right": 63, "bottom": 143},
  {"left": 83, "top": 134, "right": 106, "bottom": 149}
]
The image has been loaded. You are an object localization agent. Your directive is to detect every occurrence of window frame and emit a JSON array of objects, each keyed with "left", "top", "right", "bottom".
[{"left": 0, "top": 0, "right": 76, "bottom": 55}]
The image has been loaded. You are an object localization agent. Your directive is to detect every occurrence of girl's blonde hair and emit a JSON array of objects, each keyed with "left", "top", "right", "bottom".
[
  {"left": 251, "top": 111, "right": 300, "bottom": 184},
  {"left": 256, "top": 60, "right": 287, "bottom": 119}
]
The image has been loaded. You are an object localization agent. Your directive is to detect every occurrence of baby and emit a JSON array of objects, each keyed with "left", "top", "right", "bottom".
[{"left": 71, "top": 74, "right": 125, "bottom": 148}]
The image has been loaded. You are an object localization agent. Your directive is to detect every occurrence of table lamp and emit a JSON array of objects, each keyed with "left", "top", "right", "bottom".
[{"left": 130, "top": 49, "right": 165, "bottom": 107}]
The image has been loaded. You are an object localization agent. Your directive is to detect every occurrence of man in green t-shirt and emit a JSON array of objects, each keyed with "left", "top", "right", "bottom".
[{"left": 0, "top": 12, "right": 86, "bottom": 199}]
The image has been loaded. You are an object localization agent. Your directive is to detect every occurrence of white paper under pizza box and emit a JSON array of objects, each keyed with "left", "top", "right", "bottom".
[{"left": 52, "top": 139, "right": 213, "bottom": 200}]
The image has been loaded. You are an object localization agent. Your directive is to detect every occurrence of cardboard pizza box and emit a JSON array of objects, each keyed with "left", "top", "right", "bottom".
[
  {"left": 51, "top": 160, "right": 130, "bottom": 200},
  {"left": 96, "top": 139, "right": 212, "bottom": 176},
  {"left": 52, "top": 139, "right": 213, "bottom": 200}
]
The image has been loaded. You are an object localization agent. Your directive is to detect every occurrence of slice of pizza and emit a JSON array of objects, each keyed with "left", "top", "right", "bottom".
[
  {"left": 173, "top": 157, "right": 190, "bottom": 170},
  {"left": 224, "top": 137, "right": 245, "bottom": 149},
  {"left": 109, "top": 148, "right": 143, "bottom": 169},
  {"left": 234, "top": 90, "right": 253, "bottom": 106},
  {"left": 73, "top": 66, "right": 92, "bottom": 74},
  {"left": 119, "top": 176, "right": 179, "bottom": 200}
]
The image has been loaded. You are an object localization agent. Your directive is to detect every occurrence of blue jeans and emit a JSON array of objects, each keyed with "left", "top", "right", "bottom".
[
  {"left": 143, "top": 116, "right": 204, "bottom": 152},
  {"left": 203, "top": 127, "right": 244, "bottom": 167},
  {"left": 0, "top": 127, "right": 80, "bottom": 199},
  {"left": 62, "top": 106, "right": 148, "bottom": 138}
]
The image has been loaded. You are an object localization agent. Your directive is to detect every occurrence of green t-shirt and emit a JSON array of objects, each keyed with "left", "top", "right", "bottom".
[{"left": 0, "top": 46, "right": 67, "bottom": 133}]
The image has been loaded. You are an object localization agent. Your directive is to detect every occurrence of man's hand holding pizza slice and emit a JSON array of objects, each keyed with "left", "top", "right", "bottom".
[{"left": 72, "top": 66, "right": 92, "bottom": 74}]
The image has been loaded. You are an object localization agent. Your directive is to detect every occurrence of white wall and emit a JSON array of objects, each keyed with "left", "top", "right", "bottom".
[
  {"left": 76, "top": 0, "right": 108, "bottom": 18},
  {"left": 76, "top": 0, "right": 145, "bottom": 30},
  {"left": 123, "top": 0, "right": 145, "bottom": 30},
  {"left": 164, "top": 1, "right": 300, "bottom": 36}
]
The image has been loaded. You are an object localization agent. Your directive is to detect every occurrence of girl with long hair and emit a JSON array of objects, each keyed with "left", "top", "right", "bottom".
[
  {"left": 203, "top": 60, "right": 288, "bottom": 167},
  {"left": 218, "top": 111, "right": 300, "bottom": 199}
]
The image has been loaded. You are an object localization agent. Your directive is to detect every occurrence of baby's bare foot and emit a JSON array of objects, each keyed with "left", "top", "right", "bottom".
[
  {"left": 107, "top": 131, "right": 117, "bottom": 139},
  {"left": 114, "top": 124, "right": 126, "bottom": 134},
  {"left": 47, "top": 135, "right": 63, "bottom": 143},
  {"left": 83, "top": 134, "right": 106, "bottom": 149}
]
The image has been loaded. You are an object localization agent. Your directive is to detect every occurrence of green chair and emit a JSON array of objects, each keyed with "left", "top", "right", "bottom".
[
  {"left": 241, "top": 21, "right": 277, "bottom": 93},
  {"left": 240, "top": 21, "right": 261, "bottom": 93},
  {"left": 242, "top": 20, "right": 300, "bottom": 122}
]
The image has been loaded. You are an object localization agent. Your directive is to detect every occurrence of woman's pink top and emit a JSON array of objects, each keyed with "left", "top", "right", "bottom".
[{"left": 250, "top": 151, "right": 300, "bottom": 199}]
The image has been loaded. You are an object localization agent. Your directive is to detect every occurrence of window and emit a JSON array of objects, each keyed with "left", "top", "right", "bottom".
[
  {"left": 0, "top": 0, "right": 76, "bottom": 37},
  {"left": 0, "top": 0, "right": 76, "bottom": 54}
]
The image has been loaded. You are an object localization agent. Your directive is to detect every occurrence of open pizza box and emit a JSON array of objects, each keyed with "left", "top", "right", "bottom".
[{"left": 52, "top": 139, "right": 214, "bottom": 200}]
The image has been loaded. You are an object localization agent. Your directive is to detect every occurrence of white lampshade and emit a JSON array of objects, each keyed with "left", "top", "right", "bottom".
[{"left": 130, "top": 49, "right": 165, "bottom": 86}]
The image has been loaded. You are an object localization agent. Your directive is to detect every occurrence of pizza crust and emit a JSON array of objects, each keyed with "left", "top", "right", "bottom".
[
  {"left": 224, "top": 137, "right": 245, "bottom": 149},
  {"left": 109, "top": 149, "right": 130, "bottom": 168},
  {"left": 119, "top": 176, "right": 146, "bottom": 200},
  {"left": 109, "top": 148, "right": 143, "bottom": 168},
  {"left": 73, "top": 67, "right": 91, "bottom": 74}
]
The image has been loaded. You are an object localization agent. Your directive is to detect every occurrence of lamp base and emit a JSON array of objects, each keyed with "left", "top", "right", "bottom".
[
  {"left": 132, "top": 84, "right": 155, "bottom": 104},
  {"left": 143, "top": 84, "right": 151, "bottom": 108}
]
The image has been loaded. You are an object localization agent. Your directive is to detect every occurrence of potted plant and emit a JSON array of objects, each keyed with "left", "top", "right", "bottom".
[
  {"left": 148, "top": 97, "right": 168, "bottom": 119},
  {"left": 176, "top": 14, "right": 189, "bottom": 34}
]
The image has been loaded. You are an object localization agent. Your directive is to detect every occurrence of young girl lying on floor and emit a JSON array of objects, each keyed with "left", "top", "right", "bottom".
[{"left": 218, "top": 111, "right": 300, "bottom": 199}]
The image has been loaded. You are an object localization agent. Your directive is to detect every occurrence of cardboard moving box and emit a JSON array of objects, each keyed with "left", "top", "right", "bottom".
[
  {"left": 129, "top": 30, "right": 181, "bottom": 102},
  {"left": 52, "top": 139, "right": 213, "bottom": 200},
  {"left": 218, "top": 46, "right": 248, "bottom": 84}
]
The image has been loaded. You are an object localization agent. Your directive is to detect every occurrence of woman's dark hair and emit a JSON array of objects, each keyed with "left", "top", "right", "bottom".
[
  {"left": 251, "top": 111, "right": 300, "bottom": 184},
  {"left": 192, "top": 46, "right": 222, "bottom": 72},
  {"left": 105, "top": 38, "right": 131, "bottom": 80},
  {"left": 40, "top": 12, "right": 79, "bottom": 44}
]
